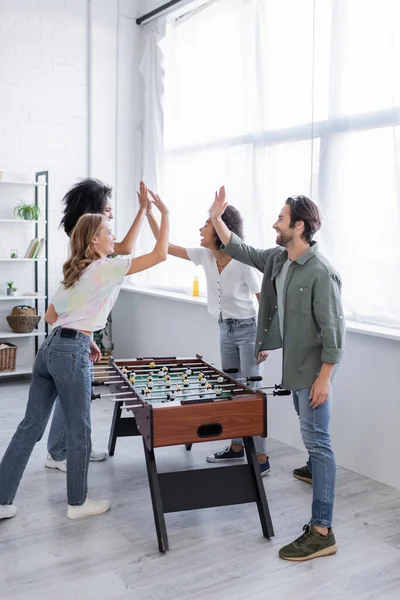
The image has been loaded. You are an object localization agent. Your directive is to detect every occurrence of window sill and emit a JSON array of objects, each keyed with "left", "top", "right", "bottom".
[
  {"left": 345, "top": 320, "right": 400, "bottom": 342},
  {"left": 121, "top": 285, "right": 400, "bottom": 342},
  {"left": 121, "top": 283, "right": 207, "bottom": 306}
]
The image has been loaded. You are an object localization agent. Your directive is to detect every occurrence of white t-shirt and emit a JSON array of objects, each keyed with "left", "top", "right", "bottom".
[
  {"left": 52, "top": 257, "right": 130, "bottom": 332},
  {"left": 186, "top": 247, "right": 261, "bottom": 320}
]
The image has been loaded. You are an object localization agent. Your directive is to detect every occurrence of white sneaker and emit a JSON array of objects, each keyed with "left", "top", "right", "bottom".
[
  {"left": 67, "top": 497, "right": 111, "bottom": 520},
  {"left": 45, "top": 453, "right": 67, "bottom": 472},
  {"left": 90, "top": 450, "right": 107, "bottom": 462},
  {"left": 0, "top": 504, "right": 17, "bottom": 520}
]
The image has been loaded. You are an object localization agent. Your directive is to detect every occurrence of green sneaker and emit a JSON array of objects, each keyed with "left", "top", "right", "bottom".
[
  {"left": 293, "top": 464, "right": 312, "bottom": 484},
  {"left": 279, "top": 524, "right": 337, "bottom": 561}
]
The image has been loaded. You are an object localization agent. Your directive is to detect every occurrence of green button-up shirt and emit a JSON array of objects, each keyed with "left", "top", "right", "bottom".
[{"left": 222, "top": 233, "right": 346, "bottom": 390}]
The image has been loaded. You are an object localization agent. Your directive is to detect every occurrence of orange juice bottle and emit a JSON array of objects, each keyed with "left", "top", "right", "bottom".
[{"left": 192, "top": 275, "right": 199, "bottom": 297}]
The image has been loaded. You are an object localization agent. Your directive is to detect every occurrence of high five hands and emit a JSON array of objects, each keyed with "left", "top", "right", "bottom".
[
  {"left": 209, "top": 186, "right": 228, "bottom": 220},
  {"left": 137, "top": 181, "right": 150, "bottom": 211},
  {"left": 148, "top": 189, "right": 169, "bottom": 215},
  {"left": 137, "top": 182, "right": 169, "bottom": 215}
]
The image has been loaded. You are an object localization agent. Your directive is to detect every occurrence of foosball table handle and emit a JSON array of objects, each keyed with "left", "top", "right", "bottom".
[
  {"left": 273, "top": 389, "right": 291, "bottom": 396},
  {"left": 223, "top": 371, "right": 263, "bottom": 383}
]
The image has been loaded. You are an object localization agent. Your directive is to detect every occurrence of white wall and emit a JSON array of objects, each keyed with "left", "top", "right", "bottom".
[
  {"left": 113, "top": 290, "right": 400, "bottom": 492},
  {"left": 0, "top": 0, "right": 143, "bottom": 368}
]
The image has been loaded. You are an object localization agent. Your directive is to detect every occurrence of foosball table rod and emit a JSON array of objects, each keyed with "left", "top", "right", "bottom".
[
  {"left": 135, "top": 388, "right": 238, "bottom": 400},
  {"left": 92, "top": 390, "right": 135, "bottom": 400}
]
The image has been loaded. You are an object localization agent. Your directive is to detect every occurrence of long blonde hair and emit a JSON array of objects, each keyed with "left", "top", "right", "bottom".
[{"left": 62, "top": 213, "right": 105, "bottom": 288}]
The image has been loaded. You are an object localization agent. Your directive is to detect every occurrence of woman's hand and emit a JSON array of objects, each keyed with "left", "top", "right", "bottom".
[
  {"left": 137, "top": 181, "right": 150, "bottom": 212},
  {"left": 148, "top": 189, "right": 169, "bottom": 215},
  {"left": 89, "top": 340, "right": 102, "bottom": 363},
  {"left": 209, "top": 186, "right": 228, "bottom": 220}
]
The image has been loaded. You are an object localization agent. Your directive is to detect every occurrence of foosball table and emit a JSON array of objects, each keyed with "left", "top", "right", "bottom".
[{"left": 93, "top": 355, "right": 290, "bottom": 553}]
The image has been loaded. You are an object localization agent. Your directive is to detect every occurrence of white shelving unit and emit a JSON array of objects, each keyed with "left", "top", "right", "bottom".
[
  {"left": 0, "top": 219, "right": 47, "bottom": 224},
  {"left": 0, "top": 365, "right": 37, "bottom": 378},
  {"left": 0, "top": 258, "right": 43, "bottom": 262},
  {"left": 0, "top": 331, "right": 46, "bottom": 339},
  {"left": 0, "top": 295, "right": 46, "bottom": 301},
  {"left": 0, "top": 180, "right": 47, "bottom": 187},
  {"left": 0, "top": 172, "right": 49, "bottom": 378}
]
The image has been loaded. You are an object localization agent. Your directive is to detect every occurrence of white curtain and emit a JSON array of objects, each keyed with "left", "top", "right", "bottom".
[{"left": 138, "top": 0, "right": 400, "bottom": 329}]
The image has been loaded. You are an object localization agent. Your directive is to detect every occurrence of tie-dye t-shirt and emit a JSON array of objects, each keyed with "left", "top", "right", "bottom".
[{"left": 52, "top": 257, "right": 130, "bottom": 332}]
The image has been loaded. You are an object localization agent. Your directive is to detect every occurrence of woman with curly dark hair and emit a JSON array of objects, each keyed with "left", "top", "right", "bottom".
[
  {"left": 146, "top": 190, "right": 270, "bottom": 476},
  {"left": 45, "top": 178, "right": 149, "bottom": 472}
]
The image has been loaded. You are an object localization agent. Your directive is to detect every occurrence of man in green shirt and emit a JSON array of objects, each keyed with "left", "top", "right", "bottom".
[{"left": 210, "top": 189, "right": 345, "bottom": 562}]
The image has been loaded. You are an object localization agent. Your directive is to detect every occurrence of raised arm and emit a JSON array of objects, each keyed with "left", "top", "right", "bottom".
[
  {"left": 209, "top": 186, "right": 274, "bottom": 272},
  {"left": 113, "top": 181, "right": 149, "bottom": 256},
  {"left": 209, "top": 186, "right": 231, "bottom": 246},
  {"left": 126, "top": 195, "right": 169, "bottom": 275},
  {"left": 146, "top": 190, "right": 189, "bottom": 260}
]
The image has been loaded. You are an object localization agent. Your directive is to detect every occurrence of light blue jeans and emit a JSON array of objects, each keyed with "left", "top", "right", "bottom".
[
  {"left": 0, "top": 328, "right": 92, "bottom": 506},
  {"left": 219, "top": 316, "right": 266, "bottom": 455},
  {"left": 292, "top": 387, "right": 336, "bottom": 528}
]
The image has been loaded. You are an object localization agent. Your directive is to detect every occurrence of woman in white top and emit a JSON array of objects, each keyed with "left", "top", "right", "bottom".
[
  {"left": 146, "top": 191, "right": 270, "bottom": 476},
  {"left": 0, "top": 187, "right": 169, "bottom": 521}
]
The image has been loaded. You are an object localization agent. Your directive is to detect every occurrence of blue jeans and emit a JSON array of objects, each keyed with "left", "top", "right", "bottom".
[
  {"left": 47, "top": 366, "right": 94, "bottom": 460},
  {"left": 219, "top": 316, "right": 266, "bottom": 455},
  {"left": 292, "top": 387, "right": 336, "bottom": 528},
  {"left": 0, "top": 328, "right": 92, "bottom": 506},
  {"left": 47, "top": 398, "right": 68, "bottom": 461}
]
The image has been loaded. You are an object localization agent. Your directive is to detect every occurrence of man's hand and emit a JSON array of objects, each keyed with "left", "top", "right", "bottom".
[
  {"left": 89, "top": 340, "right": 102, "bottom": 363},
  {"left": 209, "top": 186, "right": 228, "bottom": 220},
  {"left": 137, "top": 181, "right": 149, "bottom": 212},
  {"left": 148, "top": 189, "right": 169, "bottom": 215},
  {"left": 309, "top": 376, "right": 331, "bottom": 408},
  {"left": 256, "top": 350, "right": 268, "bottom": 365}
]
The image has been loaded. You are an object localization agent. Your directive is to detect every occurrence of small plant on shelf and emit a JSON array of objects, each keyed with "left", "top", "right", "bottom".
[
  {"left": 14, "top": 200, "right": 41, "bottom": 221},
  {"left": 6, "top": 281, "right": 17, "bottom": 296}
]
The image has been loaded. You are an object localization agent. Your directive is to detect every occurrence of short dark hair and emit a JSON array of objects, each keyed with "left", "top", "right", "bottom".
[
  {"left": 214, "top": 205, "right": 244, "bottom": 247},
  {"left": 285, "top": 195, "right": 321, "bottom": 243},
  {"left": 60, "top": 178, "right": 112, "bottom": 237}
]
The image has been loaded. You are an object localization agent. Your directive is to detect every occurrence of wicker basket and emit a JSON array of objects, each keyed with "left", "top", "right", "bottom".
[
  {"left": 11, "top": 305, "right": 37, "bottom": 317},
  {"left": 0, "top": 343, "right": 17, "bottom": 372},
  {"left": 6, "top": 315, "right": 41, "bottom": 334}
]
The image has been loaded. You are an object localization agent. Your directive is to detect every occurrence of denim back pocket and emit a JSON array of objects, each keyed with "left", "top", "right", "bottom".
[{"left": 48, "top": 350, "right": 77, "bottom": 380}]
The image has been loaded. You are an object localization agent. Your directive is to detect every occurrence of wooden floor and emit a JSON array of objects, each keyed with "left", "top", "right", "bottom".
[{"left": 1, "top": 380, "right": 400, "bottom": 600}]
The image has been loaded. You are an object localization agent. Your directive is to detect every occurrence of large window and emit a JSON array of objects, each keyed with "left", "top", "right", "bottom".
[{"left": 138, "top": 0, "right": 400, "bottom": 329}]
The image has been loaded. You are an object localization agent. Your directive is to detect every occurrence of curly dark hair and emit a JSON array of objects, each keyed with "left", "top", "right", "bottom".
[
  {"left": 285, "top": 195, "right": 321, "bottom": 244},
  {"left": 213, "top": 205, "right": 244, "bottom": 247},
  {"left": 60, "top": 178, "right": 112, "bottom": 237}
]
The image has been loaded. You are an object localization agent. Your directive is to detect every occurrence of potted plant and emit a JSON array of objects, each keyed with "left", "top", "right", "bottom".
[
  {"left": 14, "top": 200, "right": 41, "bottom": 221},
  {"left": 6, "top": 281, "right": 17, "bottom": 296},
  {"left": 93, "top": 315, "right": 113, "bottom": 356}
]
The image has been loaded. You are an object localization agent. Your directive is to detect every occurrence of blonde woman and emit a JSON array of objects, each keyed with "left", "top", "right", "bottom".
[{"left": 0, "top": 184, "right": 169, "bottom": 521}]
